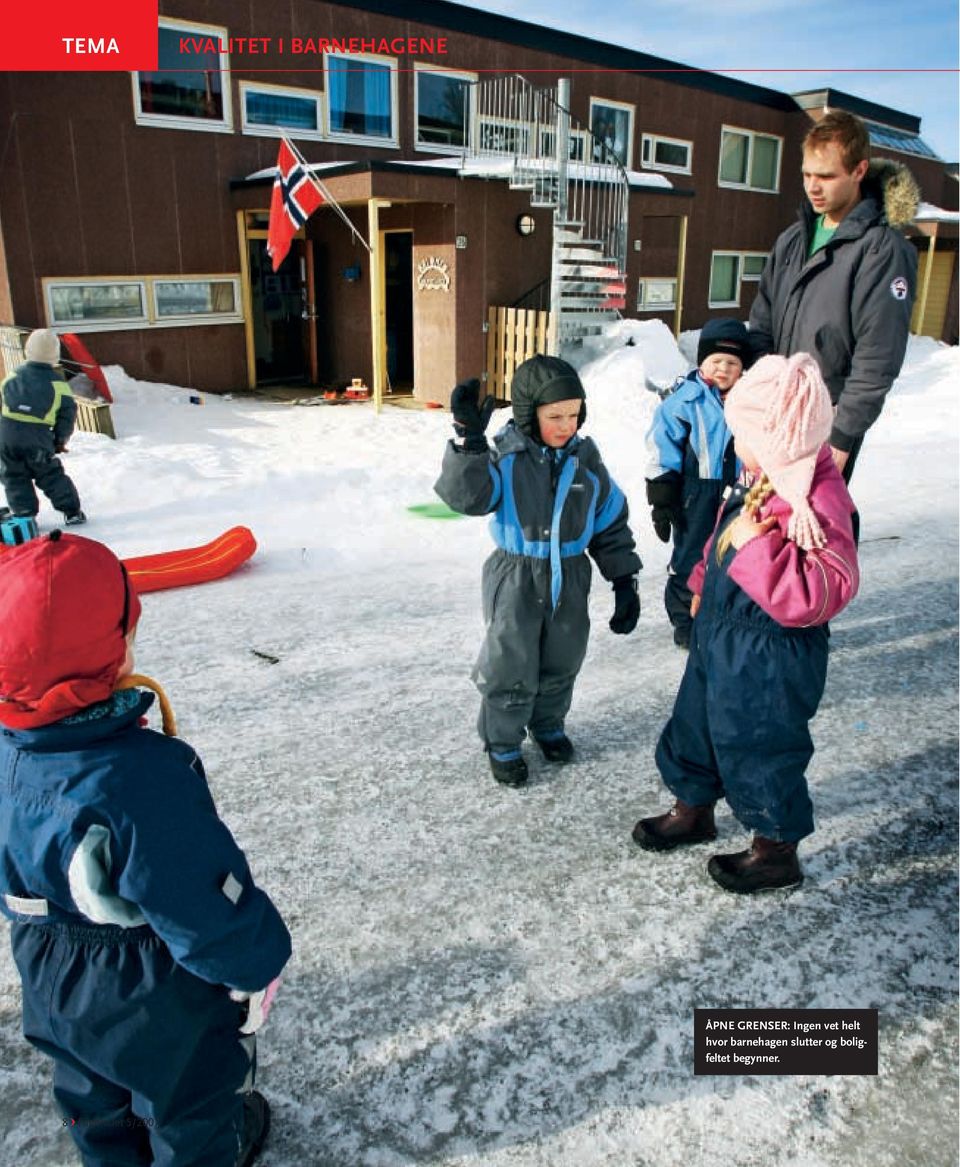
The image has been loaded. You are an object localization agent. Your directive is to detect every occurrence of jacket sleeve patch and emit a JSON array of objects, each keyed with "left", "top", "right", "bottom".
[
  {"left": 222, "top": 872, "right": 243, "bottom": 905},
  {"left": 889, "top": 276, "right": 909, "bottom": 301},
  {"left": 3, "top": 893, "right": 49, "bottom": 917}
]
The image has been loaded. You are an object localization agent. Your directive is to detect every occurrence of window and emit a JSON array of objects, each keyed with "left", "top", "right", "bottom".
[
  {"left": 718, "top": 127, "right": 782, "bottom": 192},
  {"left": 709, "top": 254, "right": 742, "bottom": 307},
  {"left": 240, "top": 82, "right": 323, "bottom": 138},
  {"left": 637, "top": 278, "right": 677, "bottom": 311},
  {"left": 589, "top": 98, "right": 634, "bottom": 168},
  {"left": 43, "top": 276, "right": 242, "bottom": 333},
  {"left": 325, "top": 53, "right": 397, "bottom": 144},
  {"left": 415, "top": 67, "right": 474, "bottom": 150},
  {"left": 641, "top": 134, "right": 692, "bottom": 174},
  {"left": 476, "top": 117, "right": 530, "bottom": 154},
  {"left": 133, "top": 19, "right": 232, "bottom": 132},
  {"left": 708, "top": 251, "right": 769, "bottom": 306}
]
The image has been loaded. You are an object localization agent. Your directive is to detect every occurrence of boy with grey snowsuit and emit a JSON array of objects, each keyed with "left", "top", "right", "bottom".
[
  {"left": 435, "top": 355, "right": 642, "bottom": 787},
  {"left": 0, "top": 329, "right": 84, "bottom": 523}
]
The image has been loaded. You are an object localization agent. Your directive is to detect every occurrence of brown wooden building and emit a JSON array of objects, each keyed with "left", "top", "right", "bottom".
[{"left": 0, "top": 0, "right": 954, "bottom": 401}]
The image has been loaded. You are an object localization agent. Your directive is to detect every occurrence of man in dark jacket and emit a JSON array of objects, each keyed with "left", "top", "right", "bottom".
[
  {"left": 0, "top": 328, "right": 85, "bottom": 522},
  {"left": 749, "top": 110, "right": 918, "bottom": 483}
]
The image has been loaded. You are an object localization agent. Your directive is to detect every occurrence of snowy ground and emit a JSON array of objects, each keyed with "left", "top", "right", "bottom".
[{"left": 0, "top": 323, "right": 957, "bottom": 1167}]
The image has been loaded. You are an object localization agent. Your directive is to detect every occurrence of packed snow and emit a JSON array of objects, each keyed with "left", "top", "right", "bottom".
[{"left": 0, "top": 321, "right": 956, "bottom": 1167}]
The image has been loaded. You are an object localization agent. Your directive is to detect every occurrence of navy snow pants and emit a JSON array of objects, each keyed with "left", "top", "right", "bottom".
[
  {"left": 655, "top": 617, "right": 829, "bottom": 843},
  {"left": 0, "top": 443, "right": 81, "bottom": 517},
  {"left": 11, "top": 921, "right": 253, "bottom": 1167},
  {"left": 664, "top": 480, "right": 723, "bottom": 638}
]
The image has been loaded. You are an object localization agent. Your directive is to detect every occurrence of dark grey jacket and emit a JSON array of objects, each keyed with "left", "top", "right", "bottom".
[
  {"left": 749, "top": 160, "right": 919, "bottom": 451},
  {"left": 0, "top": 361, "right": 77, "bottom": 451}
]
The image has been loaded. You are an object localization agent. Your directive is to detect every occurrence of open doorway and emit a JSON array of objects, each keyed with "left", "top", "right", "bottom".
[
  {"left": 384, "top": 231, "right": 414, "bottom": 391},
  {"left": 249, "top": 239, "right": 317, "bottom": 385}
]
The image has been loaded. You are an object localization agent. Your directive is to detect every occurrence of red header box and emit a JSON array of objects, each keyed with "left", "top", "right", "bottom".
[{"left": 1, "top": 0, "right": 158, "bottom": 71}]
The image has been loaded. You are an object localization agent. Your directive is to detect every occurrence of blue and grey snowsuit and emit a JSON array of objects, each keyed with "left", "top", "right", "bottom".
[
  {"left": 0, "top": 689, "right": 291, "bottom": 1166},
  {"left": 435, "top": 421, "right": 641, "bottom": 754},
  {"left": 0, "top": 360, "right": 81, "bottom": 517},
  {"left": 646, "top": 370, "right": 736, "bottom": 637}
]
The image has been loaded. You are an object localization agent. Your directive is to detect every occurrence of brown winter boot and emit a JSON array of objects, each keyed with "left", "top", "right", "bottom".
[
  {"left": 707, "top": 836, "right": 803, "bottom": 894},
  {"left": 632, "top": 799, "right": 717, "bottom": 852}
]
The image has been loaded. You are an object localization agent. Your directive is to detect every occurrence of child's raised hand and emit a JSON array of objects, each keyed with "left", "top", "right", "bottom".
[{"left": 728, "top": 511, "right": 778, "bottom": 550}]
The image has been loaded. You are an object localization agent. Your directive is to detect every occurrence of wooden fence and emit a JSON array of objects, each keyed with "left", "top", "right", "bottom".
[{"left": 485, "top": 306, "right": 555, "bottom": 400}]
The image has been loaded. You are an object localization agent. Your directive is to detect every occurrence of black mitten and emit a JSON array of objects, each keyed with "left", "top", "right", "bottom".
[
  {"left": 450, "top": 378, "right": 497, "bottom": 452},
  {"left": 609, "top": 575, "right": 640, "bottom": 635},
  {"left": 646, "top": 476, "right": 682, "bottom": 543}
]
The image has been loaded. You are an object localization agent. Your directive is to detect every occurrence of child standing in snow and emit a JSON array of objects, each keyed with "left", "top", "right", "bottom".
[
  {"left": 0, "top": 533, "right": 290, "bottom": 1166},
  {"left": 633, "top": 353, "right": 859, "bottom": 892},
  {"left": 645, "top": 318, "right": 750, "bottom": 648},
  {"left": 0, "top": 329, "right": 86, "bottom": 525},
  {"left": 435, "top": 355, "right": 642, "bottom": 787}
]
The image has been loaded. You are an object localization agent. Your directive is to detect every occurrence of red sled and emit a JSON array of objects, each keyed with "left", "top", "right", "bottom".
[
  {"left": 60, "top": 333, "right": 113, "bottom": 403},
  {"left": 122, "top": 526, "right": 257, "bottom": 593}
]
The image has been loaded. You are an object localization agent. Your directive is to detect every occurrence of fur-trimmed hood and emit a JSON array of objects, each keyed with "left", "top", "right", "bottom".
[{"left": 862, "top": 158, "right": 920, "bottom": 230}]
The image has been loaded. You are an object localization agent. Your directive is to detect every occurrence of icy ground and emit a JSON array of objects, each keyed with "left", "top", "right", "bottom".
[{"left": 0, "top": 323, "right": 957, "bottom": 1166}]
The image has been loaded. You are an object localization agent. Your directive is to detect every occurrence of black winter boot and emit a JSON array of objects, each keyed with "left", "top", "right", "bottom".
[
  {"left": 534, "top": 733, "right": 574, "bottom": 763},
  {"left": 489, "top": 753, "right": 528, "bottom": 787},
  {"left": 632, "top": 799, "right": 717, "bottom": 851},
  {"left": 707, "top": 836, "right": 803, "bottom": 893},
  {"left": 236, "top": 1091, "right": 271, "bottom": 1167}
]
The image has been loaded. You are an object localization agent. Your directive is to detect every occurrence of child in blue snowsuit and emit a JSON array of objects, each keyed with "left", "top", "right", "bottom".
[
  {"left": 0, "top": 532, "right": 290, "bottom": 1167},
  {"left": 645, "top": 319, "right": 750, "bottom": 648},
  {"left": 435, "top": 356, "right": 642, "bottom": 787}
]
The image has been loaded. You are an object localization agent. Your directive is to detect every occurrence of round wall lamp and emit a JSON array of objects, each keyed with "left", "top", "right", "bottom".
[{"left": 516, "top": 213, "right": 536, "bottom": 237}]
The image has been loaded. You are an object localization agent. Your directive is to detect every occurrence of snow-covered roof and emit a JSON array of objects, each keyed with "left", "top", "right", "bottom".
[{"left": 914, "top": 201, "right": 960, "bottom": 223}]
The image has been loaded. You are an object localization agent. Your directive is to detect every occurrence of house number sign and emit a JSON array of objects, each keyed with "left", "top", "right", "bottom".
[{"left": 416, "top": 256, "right": 451, "bottom": 293}]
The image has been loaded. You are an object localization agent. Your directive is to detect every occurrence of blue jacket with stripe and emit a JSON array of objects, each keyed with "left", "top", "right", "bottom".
[
  {"left": 435, "top": 421, "right": 641, "bottom": 610},
  {"left": 0, "top": 690, "right": 291, "bottom": 993},
  {"left": 1, "top": 361, "right": 78, "bottom": 451}
]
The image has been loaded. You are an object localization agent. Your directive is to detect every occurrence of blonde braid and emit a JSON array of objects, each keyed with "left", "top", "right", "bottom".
[{"left": 715, "top": 474, "right": 775, "bottom": 564}]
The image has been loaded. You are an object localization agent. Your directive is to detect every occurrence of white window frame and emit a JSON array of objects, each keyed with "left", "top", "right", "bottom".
[
  {"left": 588, "top": 96, "right": 635, "bottom": 169},
  {"left": 43, "top": 275, "right": 243, "bottom": 334},
  {"left": 740, "top": 252, "right": 769, "bottom": 282},
  {"left": 324, "top": 51, "right": 399, "bottom": 148},
  {"left": 637, "top": 277, "right": 678, "bottom": 312},
  {"left": 717, "top": 125, "right": 783, "bottom": 193},
  {"left": 132, "top": 17, "right": 233, "bottom": 134},
  {"left": 413, "top": 64, "right": 476, "bottom": 154},
  {"left": 708, "top": 252, "right": 743, "bottom": 308},
  {"left": 641, "top": 133, "right": 693, "bottom": 175},
  {"left": 239, "top": 80, "right": 324, "bottom": 140}
]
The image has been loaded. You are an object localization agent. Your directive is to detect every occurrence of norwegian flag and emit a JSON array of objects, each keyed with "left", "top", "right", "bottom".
[{"left": 266, "top": 140, "right": 324, "bottom": 272}]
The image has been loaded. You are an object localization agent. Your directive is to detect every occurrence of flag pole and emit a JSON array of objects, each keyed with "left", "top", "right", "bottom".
[{"left": 282, "top": 137, "right": 371, "bottom": 254}]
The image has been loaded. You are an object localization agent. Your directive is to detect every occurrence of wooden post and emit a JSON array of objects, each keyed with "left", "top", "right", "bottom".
[{"left": 673, "top": 214, "right": 688, "bottom": 338}]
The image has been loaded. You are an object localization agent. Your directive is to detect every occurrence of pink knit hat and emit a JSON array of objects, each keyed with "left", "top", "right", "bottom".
[{"left": 724, "top": 352, "right": 835, "bottom": 550}]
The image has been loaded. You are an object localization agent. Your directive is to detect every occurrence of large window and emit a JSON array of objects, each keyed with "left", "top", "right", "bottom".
[
  {"left": 43, "top": 276, "right": 242, "bottom": 333},
  {"left": 133, "top": 19, "right": 232, "bottom": 132},
  {"left": 641, "top": 134, "right": 692, "bottom": 174},
  {"left": 589, "top": 98, "right": 634, "bottom": 168},
  {"left": 325, "top": 53, "right": 397, "bottom": 145},
  {"left": 415, "top": 67, "right": 473, "bottom": 150},
  {"left": 708, "top": 251, "right": 768, "bottom": 307},
  {"left": 718, "top": 127, "right": 782, "bottom": 192},
  {"left": 240, "top": 82, "right": 323, "bottom": 138}
]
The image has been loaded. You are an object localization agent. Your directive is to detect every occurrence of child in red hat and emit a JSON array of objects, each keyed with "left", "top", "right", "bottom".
[{"left": 0, "top": 532, "right": 290, "bottom": 1166}]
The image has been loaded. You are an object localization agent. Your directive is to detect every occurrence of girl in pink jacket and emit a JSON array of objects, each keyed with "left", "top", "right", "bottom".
[{"left": 632, "top": 353, "right": 860, "bottom": 893}]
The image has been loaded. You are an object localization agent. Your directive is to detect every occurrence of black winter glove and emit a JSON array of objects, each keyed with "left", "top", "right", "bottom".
[
  {"left": 609, "top": 575, "right": 640, "bottom": 635},
  {"left": 646, "top": 476, "right": 682, "bottom": 544},
  {"left": 450, "top": 378, "right": 497, "bottom": 453}
]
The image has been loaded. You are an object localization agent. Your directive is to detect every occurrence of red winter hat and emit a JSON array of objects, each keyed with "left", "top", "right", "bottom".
[{"left": 0, "top": 532, "right": 141, "bottom": 729}]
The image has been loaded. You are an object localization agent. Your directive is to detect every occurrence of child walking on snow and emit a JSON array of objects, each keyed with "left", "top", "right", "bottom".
[
  {"left": 0, "top": 533, "right": 290, "bottom": 1166},
  {"left": 645, "top": 318, "right": 751, "bottom": 649},
  {"left": 435, "top": 355, "right": 642, "bottom": 787},
  {"left": 633, "top": 353, "right": 859, "bottom": 892},
  {"left": 0, "top": 329, "right": 86, "bottom": 526}
]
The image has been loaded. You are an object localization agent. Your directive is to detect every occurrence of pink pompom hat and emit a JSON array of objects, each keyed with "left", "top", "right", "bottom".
[{"left": 724, "top": 352, "right": 835, "bottom": 550}]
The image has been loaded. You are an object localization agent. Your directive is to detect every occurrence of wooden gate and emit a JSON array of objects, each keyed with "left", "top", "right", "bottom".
[{"left": 485, "top": 306, "right": 555, "bottom": 400}]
